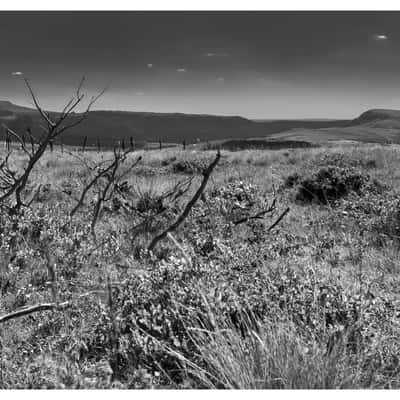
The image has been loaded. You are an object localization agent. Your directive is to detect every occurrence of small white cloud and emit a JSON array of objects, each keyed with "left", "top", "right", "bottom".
[
  {"left": 11, "top": 71, "right": 23, "bottom": 76},
  {"left": 204, "top": 52, "right": 229, "bottom": 57},
  {"left": 373, "top": 34, "right": 388, "bottom": 40},
  {"left": 177, "top": 68, "right": 187, "bottom": 73},
  {"left": 217, "top": 77, "right": 225, "bottom": 82},
  {"left": 147, "top": 63, "right": 153, "bottom": 68},
  {"left": 135, "top": 91, "right": 145, "bottom": 96}
]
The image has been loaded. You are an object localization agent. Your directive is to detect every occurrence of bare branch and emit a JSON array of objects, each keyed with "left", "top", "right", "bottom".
[
  {"left": 147, "top": 150, "right": 220, "bottom": 252},
  {"left": 267, "top": 207, "right": 290, "bottom": 232},
  {"left": 24, "top": 78, "right": 55, "bottom": 127},
  {"left": 70, "top": 151, "right": 140, "bottom": 218},
  {"left": 233, "top": 198, "right": 277, "bottom": 226},
  {"left": 0, "top": 290, "right": 105, "bottom": 324}
]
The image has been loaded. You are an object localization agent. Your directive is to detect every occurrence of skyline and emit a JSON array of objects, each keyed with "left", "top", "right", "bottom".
[{"left": 2, "top": 11, "right": 400, "bottom": 119}]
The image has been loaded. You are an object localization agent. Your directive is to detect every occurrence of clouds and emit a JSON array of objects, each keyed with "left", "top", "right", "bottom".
[
  {"left": 373, "top": 34, "right": 388, "bottom": 41},
  {"left": 11, "top": 71, "right": 23, "bottom": 76},
  {"left": 147, "top": 63, "right": 153, "bottom": 68},
  {"left": 204, "top": 52, "right": 229, "bottom": 57},
  {"left": 176, "top": 68, "right": 187, "bottom": 73}
]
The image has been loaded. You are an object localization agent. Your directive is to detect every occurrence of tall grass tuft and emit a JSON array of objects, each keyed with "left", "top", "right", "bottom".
[{"left": 172, "top": 305, "right": 364, "bottom": 389}]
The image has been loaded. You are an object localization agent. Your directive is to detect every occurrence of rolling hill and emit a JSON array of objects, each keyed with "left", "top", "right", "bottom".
[
  {"left": 350, "top": 109, "right": 400, "bottom": 127},
  {"left": 266, "top": 108, "right": 400, "bottom": 144}
]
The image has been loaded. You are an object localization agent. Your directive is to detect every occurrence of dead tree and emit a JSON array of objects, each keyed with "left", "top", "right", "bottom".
[{"left": 0, "top": 77, "right": 105, "bottom": 211}]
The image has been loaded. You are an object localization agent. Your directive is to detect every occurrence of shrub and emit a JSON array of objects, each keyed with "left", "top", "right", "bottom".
[
  {"left": 161, "top": 156, "right": 177, "bottom": 166},
  {"left": 337, "top": 190, "right": 400, "bottom": 245},
  {"left": 172, "top": 159, "right": 208, "bottom": 174},
  {"left": 283, "top": 172, "right": 300, "bottom": 188},
  {"left": 287, "top": 166, "right": 369, "bottom": 204},
  {"left": 135, "top": 191, "right": 164, "bottom": 214}
]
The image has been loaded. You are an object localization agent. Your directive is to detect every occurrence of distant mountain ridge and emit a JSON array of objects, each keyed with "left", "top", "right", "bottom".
[{"left": 0, "top": 100, "right": 358, "bottom": 146}]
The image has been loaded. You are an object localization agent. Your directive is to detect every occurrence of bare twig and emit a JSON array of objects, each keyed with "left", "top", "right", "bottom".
[
  {"left": 233, "top": 198, "right": 277, "bottom": 226},
  {"left": 70, "top": 151, "right": 141, "bottom": 221},
  {"left": 267, "top": 207, "right": 290, "bottom": 232}
]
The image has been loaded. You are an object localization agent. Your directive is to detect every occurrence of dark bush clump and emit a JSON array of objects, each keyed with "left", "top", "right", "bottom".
[
  {"left": 172, "top": 159, "right": 208, "bottom": 174},
  {"left": 291, "top": 166, "right": 368, "bottom": 204},
  {"left": 161, "top": 156, "right": 177, "bottom": 166},
  {"left": 136, "top": 192, "right": 164, "bottom": 214},
  {"left": 282, "top": 172, "right": 300, "bottom": 188}
]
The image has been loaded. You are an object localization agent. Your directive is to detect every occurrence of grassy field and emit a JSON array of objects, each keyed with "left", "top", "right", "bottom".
[{"left": 1, "top": 141, "right": 400, "bottom": 388}]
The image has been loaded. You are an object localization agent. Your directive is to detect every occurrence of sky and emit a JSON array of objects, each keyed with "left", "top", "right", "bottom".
[{"left": 1, "top": 11, "right": 400, "bottom": 119}]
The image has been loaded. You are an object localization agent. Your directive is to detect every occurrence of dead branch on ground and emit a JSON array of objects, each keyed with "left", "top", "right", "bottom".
[
  {"left": 0, "top": 290, "right": 105, "bottom": 324},
  {"left": 147, "top": 150, "right": 220, "bottom": 252},
  {"left": 267, "top": 206, "right": 290, "bottom": 232}
]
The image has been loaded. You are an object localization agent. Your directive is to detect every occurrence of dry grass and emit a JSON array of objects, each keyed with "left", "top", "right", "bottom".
[{"left": 1, "top": 140, "right": 400, "bottom": 388}]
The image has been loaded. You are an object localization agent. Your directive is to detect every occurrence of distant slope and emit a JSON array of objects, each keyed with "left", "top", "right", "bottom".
[
  {"left": 0, "top": 101, "right": 37, "bottom": 114},
  {"left": 267, "top": 126, "right": 400, "bottom": 143},
  {"left": 0, "top": 100, "right": 350, "bottom": 146},
  {"left": 350, "top": 109, "right": 400, "bottom": 126},
  {"left": 267, "top": 108, "right": 400, "bottom": 144}
]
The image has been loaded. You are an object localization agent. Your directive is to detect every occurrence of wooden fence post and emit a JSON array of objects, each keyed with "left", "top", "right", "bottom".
[{"left": 82, "top": 136, "right": 88, "bottom": 152}]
